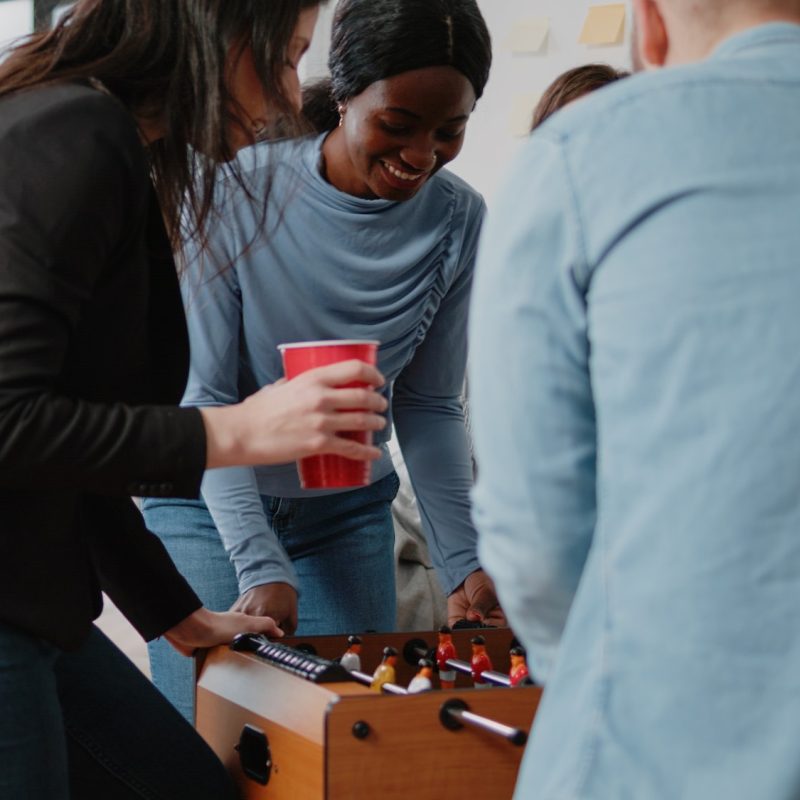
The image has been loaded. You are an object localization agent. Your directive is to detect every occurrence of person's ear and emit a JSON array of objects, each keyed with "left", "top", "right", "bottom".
[{"left": 633, "top": 0, "right": 670, "bottom": 68}]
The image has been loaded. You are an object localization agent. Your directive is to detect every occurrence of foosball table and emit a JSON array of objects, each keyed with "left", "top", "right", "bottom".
[{"left": 196, "top": 627, "right": 540, "bottom": 800}]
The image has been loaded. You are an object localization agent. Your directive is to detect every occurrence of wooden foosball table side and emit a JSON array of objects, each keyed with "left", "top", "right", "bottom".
[
  {"left": 324, "top": 686, "right": 540, "bottom": 799},
  {"left": 196, "top": 629, "right": 542, "bottom": 800}
]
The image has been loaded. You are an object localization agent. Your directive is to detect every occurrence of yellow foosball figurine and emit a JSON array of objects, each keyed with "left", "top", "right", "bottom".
[{"left": 370, "top": 646, "right": 399, "bottom": 692}]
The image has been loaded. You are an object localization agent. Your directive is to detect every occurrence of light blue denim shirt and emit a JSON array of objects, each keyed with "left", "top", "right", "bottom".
[
  {"left": 182, "top": 134, "right": 485, "bottom": 595},
  {"left": 469, "top": 24, "right": 800, "bottom": 799}
]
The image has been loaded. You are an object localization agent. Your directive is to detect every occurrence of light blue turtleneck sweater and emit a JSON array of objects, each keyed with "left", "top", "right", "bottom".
[{"left": 181, "top": 133, "right": 485, "bottom": 596}]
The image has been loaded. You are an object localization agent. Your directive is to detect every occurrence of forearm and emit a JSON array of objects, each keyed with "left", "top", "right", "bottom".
[
  {"left": 468, "top": 131, "right": 597, "bottom": 680},
  {"left": 0, "top": 389, "right": 205, "bottom": 496},
  {"left": 200, "top": 466, "right": 298, "bottom": 593},
  {"left": 394, "top": 401, "right": 479, "bottom": 594},
  {"left": 86, "top": 496, "right": 202, "bottom": 641}
]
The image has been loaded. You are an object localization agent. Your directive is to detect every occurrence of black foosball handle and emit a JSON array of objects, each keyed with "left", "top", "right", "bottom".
[{"left": 439, "top": 698, "right": 527, "bottom": 746}]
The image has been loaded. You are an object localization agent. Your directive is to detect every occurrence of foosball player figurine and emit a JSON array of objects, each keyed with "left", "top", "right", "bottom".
[
  {"left": 509, "top": 646, "right": 530, "bottom": 687},
  {"left": 436, "top": 625, "right": 457, "bottom": 689},
  {"left": 371, "top": 646, "right": 398, "bottom": 692},
  {"left": 340, "top": 635, "right": 363, "bottom": 673},
  {"left": 407, "top": 658, "right": 434, "bottom": 694},
  {"left": 470, "top": 635, "right": 493, "bottom": 689}
]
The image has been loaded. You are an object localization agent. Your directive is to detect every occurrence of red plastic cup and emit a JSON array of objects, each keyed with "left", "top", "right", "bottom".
[{"left": 278, "top": 340, "right": 380, "bottom": 489}]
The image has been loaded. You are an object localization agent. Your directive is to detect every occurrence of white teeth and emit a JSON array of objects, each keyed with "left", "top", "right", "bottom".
[{"left": 383, "top": 162, "right": 423, "bottom": 182}]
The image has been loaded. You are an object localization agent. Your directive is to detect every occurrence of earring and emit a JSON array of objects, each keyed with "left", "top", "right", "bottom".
[
  {"left": 251, "top": 118, "right": 267, "bottom": 139},
  {"left": 337, "top": 105, "right": 346, "bottom": 128}
]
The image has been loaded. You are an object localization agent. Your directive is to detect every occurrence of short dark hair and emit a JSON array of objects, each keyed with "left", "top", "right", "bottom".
[
  {"left": 531, "top": 63, "right": 629, "bottom": 131},
  {"left": 329, "top": 0, "right": 492, "bottom": 106}
]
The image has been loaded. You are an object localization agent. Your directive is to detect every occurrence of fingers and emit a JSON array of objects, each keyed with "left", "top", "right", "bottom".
[
  {"left": 466, "top": 588, "right": 498, "bottom": 621},
  {"left": 281, "top": 611, "right": 298, "bottom": 636},
  {"left": 319, "top": 387, "right": 389, "bottom": 413},
  {"left": 323, "top": 410, "right": 387, "bottom": 432},
  {"left": 304, "top": 360, "right": 385, "bottom": 389},
  {"left": 446, "top": 591, "right": 469, "bottom": 627},
  {"left": 246, "top": 615, "right": 285, "bottom": 639}
]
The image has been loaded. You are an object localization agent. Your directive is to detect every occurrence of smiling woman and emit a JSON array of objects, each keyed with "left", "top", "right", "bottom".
[
  {"left": 322, "top": 64, "right": 475, "bottom": 200},
  {"left": 141, "top": 0, "right": 502, "bottom": 726}
]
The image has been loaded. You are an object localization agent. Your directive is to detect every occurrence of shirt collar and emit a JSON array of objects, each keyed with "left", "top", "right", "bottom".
[{"left": 711, "top": 21, "right": 800, "bottom": 60}]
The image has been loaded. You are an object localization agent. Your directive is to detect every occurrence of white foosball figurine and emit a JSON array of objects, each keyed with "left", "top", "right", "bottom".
[
  {"left": 407, "top": 658, "right": 434, "bottom": 693},
  {"left": 339, "top": 635, "right": 362, "bottom": 672}
]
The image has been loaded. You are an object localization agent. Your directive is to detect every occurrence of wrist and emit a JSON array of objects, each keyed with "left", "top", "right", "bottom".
[
  {"left": 169, "top": 607, "right": 209, "bottom": 640},
  {"left": 199, "top": 406, "right": 245, "bottom": 469}
]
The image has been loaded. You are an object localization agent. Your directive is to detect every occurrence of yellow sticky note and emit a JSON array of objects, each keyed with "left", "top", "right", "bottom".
[
  {"left": 505, "top": 18, "right": 550, "bottom": 54},
  {"left": 579, "top": 3, "right": 626, "bottom": 46},
  {"left": 509, "top": 93, "right": 542, "bottom": 138}
]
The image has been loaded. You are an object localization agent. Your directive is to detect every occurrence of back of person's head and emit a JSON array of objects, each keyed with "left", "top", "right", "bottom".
[
  {"left": 0, "top": 0, "right": 321, "bottom": 250},
  {"left": 328, "top": 0, "right": 492, "bottom": 114},
  {"left": 531, "top": 63, "right": 629, "bottom": 131},
  {"left": 634, "top": 0, "right": 800, "bottom": 68},
  {"left": 302, "top": 77, "right": 340, "bottom": 133}
]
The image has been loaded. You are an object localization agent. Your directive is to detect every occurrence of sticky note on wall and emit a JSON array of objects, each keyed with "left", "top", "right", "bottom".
[
  {"left": 579, "top": 3, "right": 626, "bottom": 45},
  {"left": 504, "top": 18, "right": 550, "bottom": 54}
]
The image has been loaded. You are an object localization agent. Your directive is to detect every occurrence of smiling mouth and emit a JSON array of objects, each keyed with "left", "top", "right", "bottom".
[{"left": 381, "top": 161, "right": 428, "bottom": 183}]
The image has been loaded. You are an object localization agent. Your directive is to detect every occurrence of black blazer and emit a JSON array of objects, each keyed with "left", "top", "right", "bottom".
[{"left": 0, "top": 82, "right": 207, "bottom": 650}]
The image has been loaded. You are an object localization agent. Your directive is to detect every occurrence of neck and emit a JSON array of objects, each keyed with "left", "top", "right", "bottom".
[
  {"left": 664, "top": 5, "right": 800, "bottom": 65},
  {"left": 136, "top": 117, "right": 166, "bottom": 146}
]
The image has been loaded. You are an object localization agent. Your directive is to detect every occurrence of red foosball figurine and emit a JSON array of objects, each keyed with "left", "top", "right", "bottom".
[
  {"left": 370, "top": 646, "right": 398, "bottom": 692},
  {"left": 509, "top": 646, "right": 530, "bottom": 687},
  {"left": 436, "top": 625, "right": 457, "bottom": 689},
  {"left": 470, "top": 635, "right": 493, "bottom": 689},
  {"left": 339, "top": 635, "right": 362, "bottom": 673},
  {"left": 407, "top": 658, "right": 434, "bottom": 694}
]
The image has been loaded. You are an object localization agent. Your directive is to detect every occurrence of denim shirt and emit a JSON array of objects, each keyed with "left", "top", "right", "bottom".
[{"left": 469, "top": 24, "right": 800, "bottom": 799}]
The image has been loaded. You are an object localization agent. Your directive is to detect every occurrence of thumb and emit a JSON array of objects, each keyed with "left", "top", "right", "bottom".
[{"left": 247, "top": 615, "right": 285, "bottom": 639}]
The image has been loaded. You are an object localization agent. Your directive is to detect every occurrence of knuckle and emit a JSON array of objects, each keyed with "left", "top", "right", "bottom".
[{"left": 308, "top": 432, "right": 327, "bottom": 451}]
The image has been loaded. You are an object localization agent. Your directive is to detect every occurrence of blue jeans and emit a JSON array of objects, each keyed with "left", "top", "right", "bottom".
[
  {"left": 0, "top": 621, "right": 237, "bottom": 800},
  {"left": 142, "top": 471, "right": 399, "bottom": 722}
]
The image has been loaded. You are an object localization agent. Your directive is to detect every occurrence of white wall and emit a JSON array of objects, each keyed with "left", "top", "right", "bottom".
[
  {"left": 303, "top": 1, "right": 632, "bottom": 205},
  {"left": 1, "top": 0, "right": 631, "bottom": 205},
  {"left": 0, "top": 0, "right": 33, "bottom": 57}
]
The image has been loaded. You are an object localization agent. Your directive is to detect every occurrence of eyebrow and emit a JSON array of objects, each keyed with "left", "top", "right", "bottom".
[{"left": 385, "top": 107, "right": 469, "bottom": 123}]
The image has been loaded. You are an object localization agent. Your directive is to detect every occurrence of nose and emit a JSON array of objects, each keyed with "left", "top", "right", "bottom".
[
  {"left": 283, "top": 70, "right": 302, "bottom": 112},
  {"left": 400, "top": 141, "right": 437, "bottom": 172}
]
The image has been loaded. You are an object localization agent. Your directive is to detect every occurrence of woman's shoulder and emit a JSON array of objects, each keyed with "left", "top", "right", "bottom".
[
  {"left": 1, "top": 81, "right": 134, "bottom": 131},
  {"left": 231, "top": 134, "right": 318, "bottom": 181},
  {"left": 424, "top": 168, "right": 486, "bottom": 223},
  {"left": 0, "top": 81, "right": 141, "bottom": 160}
]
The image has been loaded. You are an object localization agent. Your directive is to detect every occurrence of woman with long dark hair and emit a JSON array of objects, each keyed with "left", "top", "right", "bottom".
[
  {"left": 0, "top": 1, "right": 389, "bottom": 797},
  {"left": 143, "top": 0, "right": 505, "bottom": 723}
]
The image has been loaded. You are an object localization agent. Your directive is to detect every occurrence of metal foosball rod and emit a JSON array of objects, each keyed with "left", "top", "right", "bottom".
[
  {"left": 406, "top": 640, "right": 513, "bottom": 687},
  {"left": 349, "top": 670, "right": 408, "bottom": 695},
  {"left": 350, "top": 666, "right": 527, "bottom": 745},
  {"left": 439, "top": 699, "right": 528, "bottom": 747},
  {"left": 444, "top": 657, "right": 512, "bottom": 687}
]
